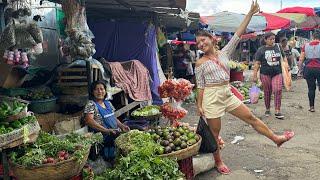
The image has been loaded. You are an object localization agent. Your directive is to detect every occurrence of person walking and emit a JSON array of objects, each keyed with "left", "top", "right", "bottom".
[
  {"left": 252, "top": 32, "right": 288, "bottom": 119},
  {"left": 195, "top": 0, "right": 294, "bottom": 175},
  {"left": 299, "top": 30, "right": 320, "bottom": 112}
]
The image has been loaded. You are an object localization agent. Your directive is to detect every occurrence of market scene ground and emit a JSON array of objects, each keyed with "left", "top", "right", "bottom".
[{"left": 179, "top": 78, "right": 320, "bottom": 180}]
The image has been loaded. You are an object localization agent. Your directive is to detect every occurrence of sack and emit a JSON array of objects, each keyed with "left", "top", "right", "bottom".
[
  {"left": 196, "top": 116, "right": 218, "bottom": 153},
  {"left": 230, "top": 85, "right": 244, "bottom": 101},
  {"left": 281, "top": 59, "right": 292, "bottom": 91},
  {"left": 89, "top": 143, "right": 103, "bottom": 161},
  {"left": 277, "top": 44, "right": 292, "bottom": 91},
  {"left": 249, "top": 85, "right": 260, "bottom": 104}
]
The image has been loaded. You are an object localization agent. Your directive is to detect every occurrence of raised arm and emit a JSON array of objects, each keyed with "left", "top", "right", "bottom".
[
  {"left": 222, "top": 0, "right": 260, "bottom": 57},
  {"left": 235, "top": 0, "right": 260, "bottom": 37}
]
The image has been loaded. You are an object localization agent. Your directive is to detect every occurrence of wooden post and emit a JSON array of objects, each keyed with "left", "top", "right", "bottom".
[
  {"left": 1, "top": 150, "right": 10, "bottom": 180},
  {"left": 86, "top": 60, "right": 91, "bottom": 94}
]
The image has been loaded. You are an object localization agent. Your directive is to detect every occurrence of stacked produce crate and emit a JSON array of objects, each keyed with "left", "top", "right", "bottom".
[{"left": 57, "top": 65, "right": 93, "bottom": 107}]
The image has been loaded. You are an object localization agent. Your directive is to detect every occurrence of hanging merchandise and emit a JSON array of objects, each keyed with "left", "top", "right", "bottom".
[
  {"left": 0, "top": 1, "right": 44, "bottom": 68},
  {"left": 157, "top": 27, "right": 167, "bottom": 48},
  {"left": 61, "top": 0, "right": 96, "bottom": 61}
]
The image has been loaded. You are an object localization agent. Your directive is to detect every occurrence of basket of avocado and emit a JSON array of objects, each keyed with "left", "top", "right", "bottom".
[
  {"left": 148, "top": 126, "right": 202, "bottom": 160},
  {"left": 23, "top": 89, "right": 57, "bottom": 114}
]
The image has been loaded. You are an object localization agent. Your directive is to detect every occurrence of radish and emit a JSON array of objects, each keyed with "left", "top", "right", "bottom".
[{"left": 64, "top": 153, "right": 69, "bottom": 160}]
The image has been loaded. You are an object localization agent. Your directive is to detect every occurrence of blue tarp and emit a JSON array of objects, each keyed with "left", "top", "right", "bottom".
[
  {"left": 88, "top": 21, "right": 162, "bottom": 104},
  {"left": 315, "top": 7, "right": 320, "bottom": 16}
]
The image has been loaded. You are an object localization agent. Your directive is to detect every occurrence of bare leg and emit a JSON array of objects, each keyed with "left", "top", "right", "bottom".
[
  {"left": 229, "top": 104, "right": 293, "bottom": 146},
  {"left": 206, "top": 117, "right": 230, "bottom": 174}
]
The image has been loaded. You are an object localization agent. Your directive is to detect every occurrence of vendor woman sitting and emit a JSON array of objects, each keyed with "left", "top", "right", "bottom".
[{"left": 84, "top": 80, "right": 130, "bottom": 160}]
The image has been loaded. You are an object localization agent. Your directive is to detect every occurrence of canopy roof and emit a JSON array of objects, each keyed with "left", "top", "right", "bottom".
[{"left": 49, "top": 0, "right": 186, "bottom": 11}]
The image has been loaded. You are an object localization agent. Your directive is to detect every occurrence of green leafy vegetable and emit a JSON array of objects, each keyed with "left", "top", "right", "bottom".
[
  {"left": 96, "top": 130, "right": 183, "bottom": 180},
  {"left": 132, "top": 105, "right": 160, "bottom": 117},
  {"left": 9, "top": 132, "right": 103, "bottom": 167}
]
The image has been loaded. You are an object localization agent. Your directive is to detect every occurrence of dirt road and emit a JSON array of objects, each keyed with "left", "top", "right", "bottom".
[{"left": 181, "top": 79, "right": 320, "bottom": 180}]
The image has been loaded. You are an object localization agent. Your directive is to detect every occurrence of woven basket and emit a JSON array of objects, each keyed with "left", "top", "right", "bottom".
[
  {"left": 10, "top": 146, "right": 91, "bottom": 180},
  {"left": 159, "top": 135, "right": 202, "bottom": 160},
  {"left": 5, "top": 106, "right": 28, "bottom": 122},
  {"left": 35, "top": 112, "right": 82, "bottom": 133},
  {"left": 0, "top": 120, "right": 41, "bottom": 150}
]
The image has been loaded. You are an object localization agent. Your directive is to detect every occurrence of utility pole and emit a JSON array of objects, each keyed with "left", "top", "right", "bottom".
[{"left": 280, "top": 0, "right": 283, "bottom": 10}]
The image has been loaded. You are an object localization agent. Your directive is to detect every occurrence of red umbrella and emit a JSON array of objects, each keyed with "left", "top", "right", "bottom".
[
  {"left": 258, "top": 12, "right": 291, "bottom": 31},
  {"left": 277, "top": 7, "right": 316, "bottom": 16}
]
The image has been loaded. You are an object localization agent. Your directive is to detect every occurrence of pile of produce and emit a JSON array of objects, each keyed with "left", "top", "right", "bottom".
[
  {"left": 148, "top": 126, "right": 200, "bottom": 154},
  {"left": 0, "top": 101, "right": 27, "bottom": 120},
  {"left": 0, "top": 115, "right": 36, "bottom": 135},
  {"left": 98, "top": 130, "right": 183, "bottom": 179},
  {"left": 131, "top": 105, "right": 161, "bottom": 117},
  {"left": 9, "top": 132, "right": 103, "bottom": 167},
  {"left": 160, "top": 103, "right": 187, "bottom": 121},
  {"left": 227, "top": 61, "right": 248, "bottom": 72},
  {"left": 158, "top": 79, "right": 194, "bottom": 101},
  {"left": 231, "top": 82, "right": 264, "bottom": 100},
  {"left": 22, "top": 89, "right": 54, "bottom": 101}
]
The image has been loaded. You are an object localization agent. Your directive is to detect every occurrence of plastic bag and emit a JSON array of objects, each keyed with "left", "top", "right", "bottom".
[
  {"left": 196, "top": 116, "right": 218, "bottom": 153},
  {"left": 249, "top": 85, "right": 260, "bottom": 104}
]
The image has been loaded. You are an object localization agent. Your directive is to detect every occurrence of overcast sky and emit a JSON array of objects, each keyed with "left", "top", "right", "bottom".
[{"left": 187, "top": 0, "right": 320, "bottom": 15}]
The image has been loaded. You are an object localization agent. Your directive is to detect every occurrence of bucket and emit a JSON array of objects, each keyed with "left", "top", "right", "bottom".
[{"left": 230, "top": 70, "right": 244, "bottom": 82}]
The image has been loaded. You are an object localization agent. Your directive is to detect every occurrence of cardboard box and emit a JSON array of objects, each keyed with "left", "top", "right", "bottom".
[{"left": 0, "top": 63, "right": 28, "bottom": 88}]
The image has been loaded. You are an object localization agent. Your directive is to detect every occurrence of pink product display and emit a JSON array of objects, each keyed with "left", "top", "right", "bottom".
[
  {"left": 2, "top": 50, "right": 29, "bottom": 67},
  {"left": 158, "top": 78, "right": 194, "bottom": 102}
]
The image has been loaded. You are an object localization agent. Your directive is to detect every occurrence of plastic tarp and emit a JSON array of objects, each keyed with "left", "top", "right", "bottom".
[
  {"left": 88, "top": 21, "right": 162, "bottom": 104},
  {"left": 315, "top": 7, "right": 320, "bottom": 16},
  {"left": 201, "top": 12, "right": 267, "bottom": 33}
]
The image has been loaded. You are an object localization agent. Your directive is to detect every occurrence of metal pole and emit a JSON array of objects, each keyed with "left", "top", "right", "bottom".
[
  {"left": 0, "top": 3, "right": 5, "bottom": 31},
  {"left": 280, "top": 0, "right": 283, "bottom": 10}
]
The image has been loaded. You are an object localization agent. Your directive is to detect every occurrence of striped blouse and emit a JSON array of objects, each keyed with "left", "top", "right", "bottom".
[{"left": 195, "top": 34, "right": 241, "bottom": 89}]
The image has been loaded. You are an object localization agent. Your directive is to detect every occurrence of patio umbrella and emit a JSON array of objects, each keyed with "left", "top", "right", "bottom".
[
  {"left": 270, "top": 13, "right": 307, "bottom": 24},
  {"left": 277, "top": 7, "right": 316, "bottom": 16},
  {"left": 258, "top": 12, "right": 291, "bottom": 31},
  {"left": 276, "top": 7, "right": 320, "bottom": 29},
  {"left": 201, "top": 11, "right": 267, "bottom": 33}
]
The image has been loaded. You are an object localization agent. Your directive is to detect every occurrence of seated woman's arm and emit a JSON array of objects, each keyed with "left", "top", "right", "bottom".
[
  {"left": 85, "top": 113, "right": 115, "bottom": 135},
  {"left": 116, "top": 118, "right": 130, "bottom": 132}
]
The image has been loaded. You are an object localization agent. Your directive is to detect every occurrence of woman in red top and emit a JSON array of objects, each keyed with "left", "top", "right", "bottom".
[{"left": 299, "top": 30, "right": 320, "bottom": 112}]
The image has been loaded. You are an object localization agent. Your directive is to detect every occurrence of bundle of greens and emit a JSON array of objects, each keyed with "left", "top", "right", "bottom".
[
  {"left": 96, "top": 130, "right": 183, "bottom": 180},
  {"left": 10, "top": 132, "right": 103, "bottom": 167},
  {"left": 0, "top": 115, "right": 36, "bottom": 135},
  {"left": 0, "top": 101, "right": 27, "bottom": 120}
]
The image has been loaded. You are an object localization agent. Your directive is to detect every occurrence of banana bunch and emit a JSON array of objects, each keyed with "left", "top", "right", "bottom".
[
  {"left": 237, "top": 63, "right": 248, "bottom": 71},
  {"left": 228, "top": 61, "right": 248, "bottom": 71},
  {"left": 227, "top": 61, "right": 238, "bottom": 69}
]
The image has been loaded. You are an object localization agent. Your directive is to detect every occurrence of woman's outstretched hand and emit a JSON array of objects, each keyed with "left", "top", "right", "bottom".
[{"left": 248, "top": 0, "right": 260, "bottom": 15}]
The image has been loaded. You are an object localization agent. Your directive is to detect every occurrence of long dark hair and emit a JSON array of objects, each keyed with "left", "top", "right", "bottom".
[
  {"left": 89, "top": 80, "right": 108, "bottom": 100},
  {"left": 260, "top": 32, "right": 276, "bottom": 46},
  {"left": 313, "top": 30, "right": 320, "bottom": 40},
  {"left": 195, "top": 30, "right": 219, "bottom": 52}
]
